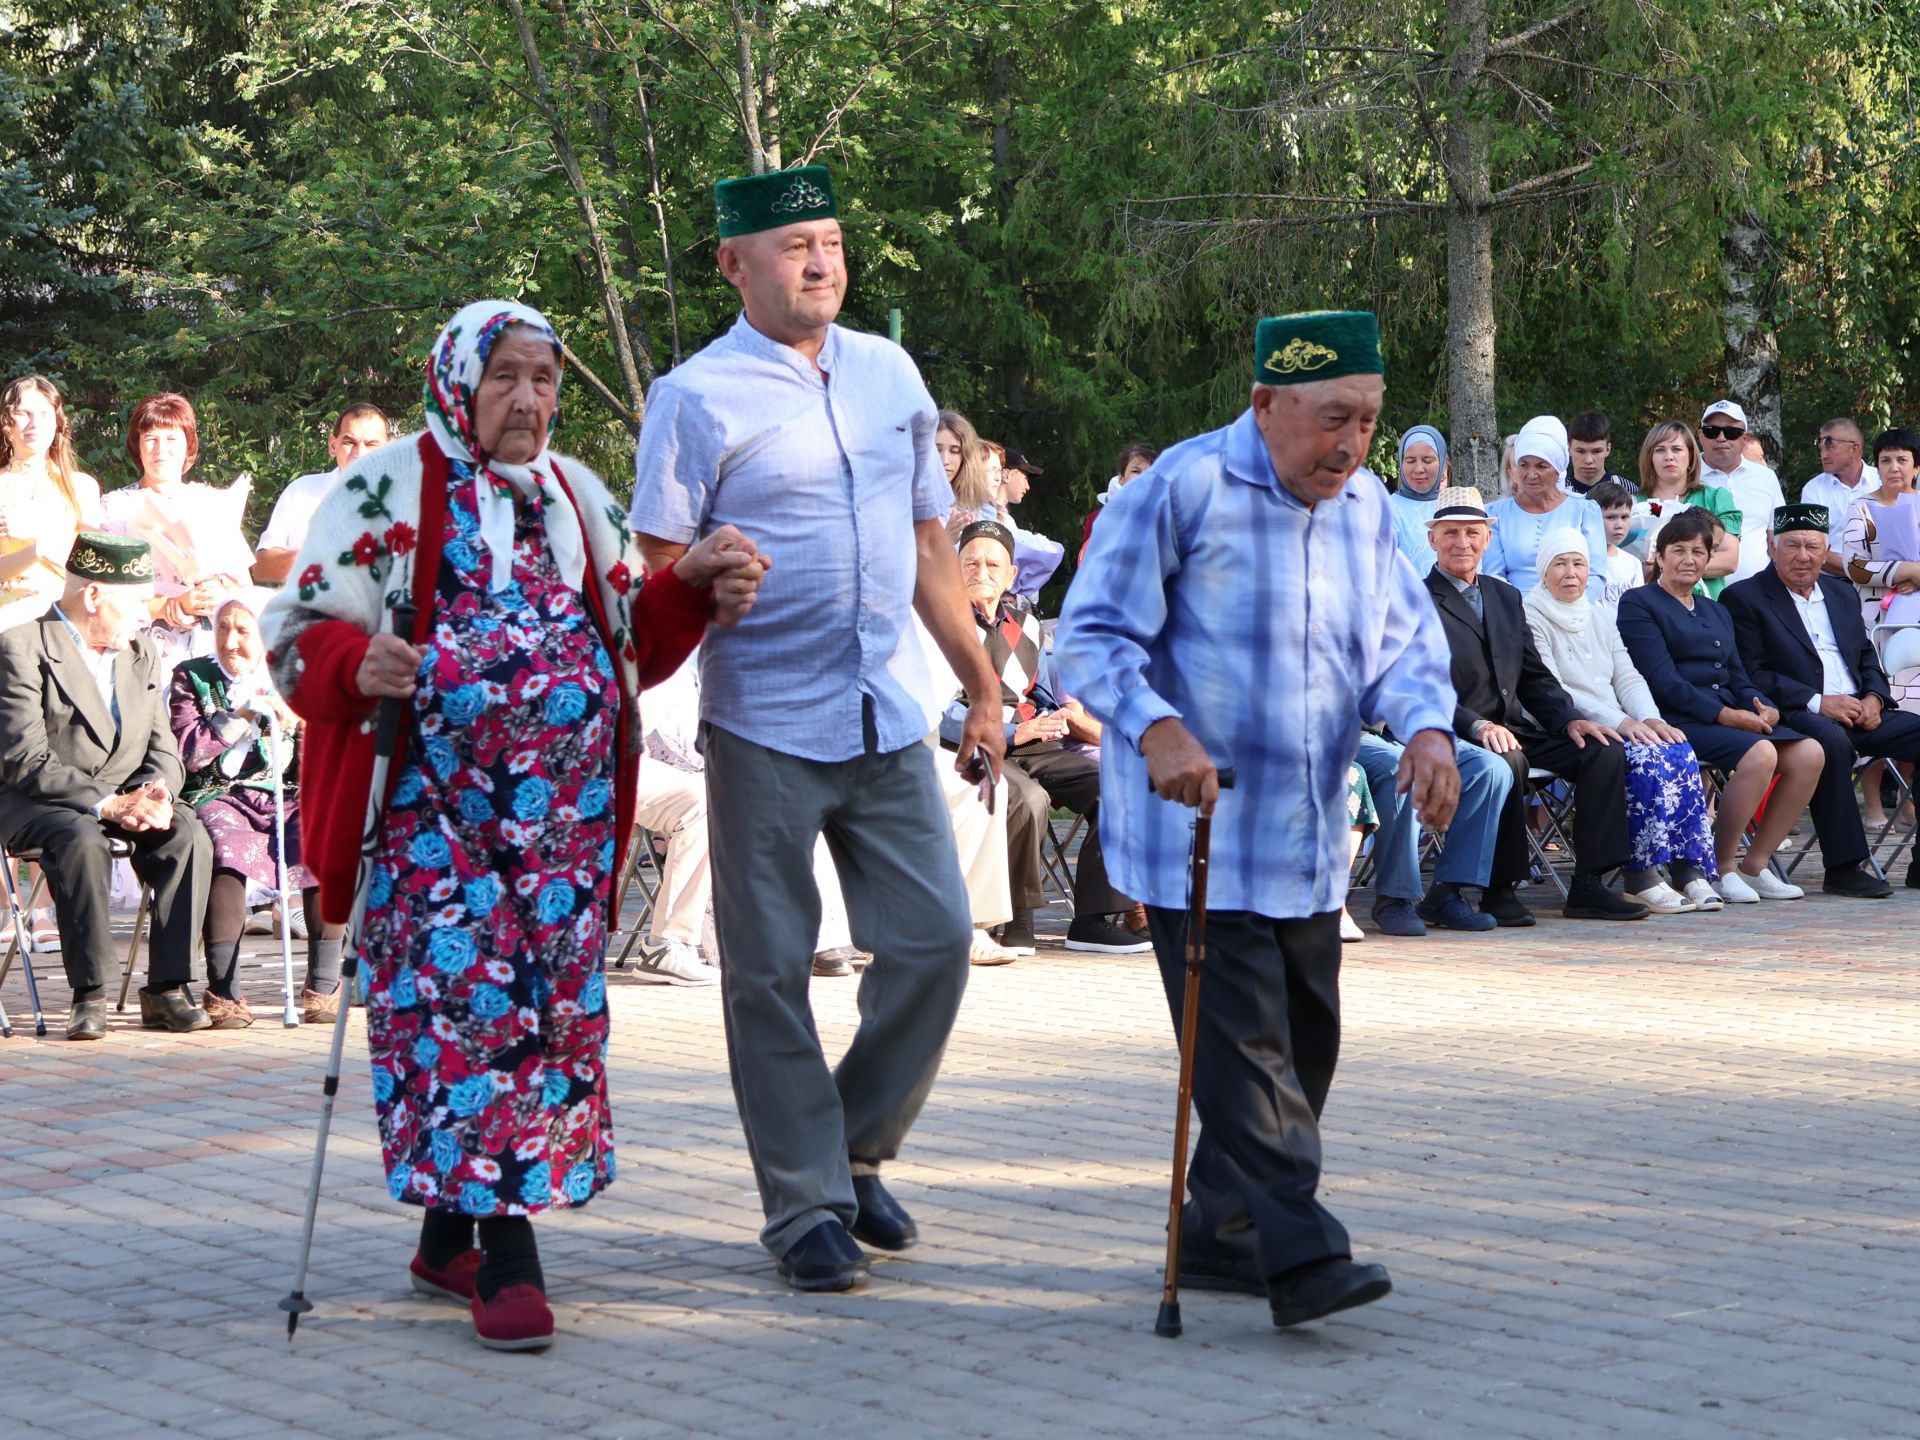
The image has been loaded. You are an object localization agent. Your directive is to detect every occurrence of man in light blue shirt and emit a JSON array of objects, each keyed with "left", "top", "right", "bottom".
[
  {"left": 1056, "top": 311, "right": 1459, "bottom": 1331},
  {"left": 629, "top": 166, "right": 1005, "bottom": 1294}
]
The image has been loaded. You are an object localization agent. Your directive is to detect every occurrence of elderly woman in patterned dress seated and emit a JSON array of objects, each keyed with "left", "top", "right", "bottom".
[{"left": 261, "top": 300, "right": 766, "bottom": 1354}]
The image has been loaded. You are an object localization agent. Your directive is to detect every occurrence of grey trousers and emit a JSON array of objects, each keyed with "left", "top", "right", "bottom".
[{"left": 704, "top": 722, "right": 972, "bottom": 1257}]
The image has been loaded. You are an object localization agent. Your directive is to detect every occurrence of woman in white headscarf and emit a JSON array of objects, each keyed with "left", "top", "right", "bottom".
[
  {"left": 1522, "top": 526, "right": 1721, "bottom": 914},
  {"left": 1484, "top": 415, "right": 1610, "bottom": 600},
  {"left": 261, "top": 300, "right": 767, "bottom": 1352}
]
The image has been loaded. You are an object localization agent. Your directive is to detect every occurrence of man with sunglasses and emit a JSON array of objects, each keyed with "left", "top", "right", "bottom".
[
  {"left": 1699, "top": 399, "right": 1787, "bottom": 584},
  {"left": 1800, "top": 418, "right": 1881, "bottom": 574}
]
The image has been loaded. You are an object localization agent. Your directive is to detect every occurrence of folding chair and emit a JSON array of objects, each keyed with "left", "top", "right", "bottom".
[
  {"left": 1042, "top": 810, "right": 1083, "bottom": 915},
  {"left": 1523, "top": 768, "right": 1574, "bottom": 899},
  {"left": 0, "top": 841, "right": 153, "bottom": 1021},
  {"left": 610, "top": 826, "right": 665, "bottom": 970}
]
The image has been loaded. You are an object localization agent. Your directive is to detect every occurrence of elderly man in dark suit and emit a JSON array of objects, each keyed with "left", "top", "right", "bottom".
[
  {"left": 0, "top": 533, "right": 213, "bottom": 1039},
  {"left": 1420, "top": 487, "right": 1647, "bottom": 924},
  {"left": 1722, "top": 503, "right": 1920, "bottom": 895}
]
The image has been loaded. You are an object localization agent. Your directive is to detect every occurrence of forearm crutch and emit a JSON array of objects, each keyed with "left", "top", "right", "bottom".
[
  {"left": 280, "top": 601, "right": 415, "bottom": 1338},
  {"left": 1155, "top": 766, "right": 1233, "bottom": 1340}
]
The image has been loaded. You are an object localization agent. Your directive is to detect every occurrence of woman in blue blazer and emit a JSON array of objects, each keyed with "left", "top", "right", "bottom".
[{"left": 1615, "top": 509, "right": 1824, "bottom": 903}]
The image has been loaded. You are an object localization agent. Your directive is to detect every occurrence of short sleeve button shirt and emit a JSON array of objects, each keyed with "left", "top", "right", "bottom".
[{"left": 628, "top": 315, "right": 953, "bottom": 762}]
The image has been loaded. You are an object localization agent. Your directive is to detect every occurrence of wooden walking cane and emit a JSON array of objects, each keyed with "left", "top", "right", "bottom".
[{"left": 1155, "top": 766, "right": 1233, "bottom": 1340}]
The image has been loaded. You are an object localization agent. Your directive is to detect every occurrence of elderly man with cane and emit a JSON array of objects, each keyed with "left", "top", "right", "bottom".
[{"left": 1057, "top": 311, "right": 1459, "bottom": 1332}]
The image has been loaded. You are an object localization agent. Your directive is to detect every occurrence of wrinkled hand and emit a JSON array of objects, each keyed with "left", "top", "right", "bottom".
[
  {"left": 1617, "top": 719, "right": 1661, "bottom": 745},
  {"left": 955, "top": 699, "right": 1007, "bottom": 784},
  {"left": 1478, "top": 722, "right": 1521, "bottom": 755},
  {"left": 1649, "top": 718, "right": 1687, "bottom": 744},
  {"left": 1860, "top": 692, "right": 1884, "bottom": 731},
  {"left": 1719, "top": 704, "right": 1770, "bottom": 734},
  {"left": 1141, "top": 717, "right": 1220, "bottom": 815},
  {"left": 356, "top": 632, "right": 424, "bottom": 700},
  {"left": 1013, "top": 712, "right": 1070, "bottom": 746},
  {"left": 1398, "top": 728, "right": 1459, "bottom": 831},
  {"left": 103, "top": 782, "right": 174, "bottom": 832},
  {"left": 1755, "top": 699, "right": 1781, "bottom": 730},
  {"left": 1566, "top": 718, "right": 1621, "bottom": 749},
  {"left": 182, "top": 580, "right": 221, "bottom": 618},
  {"left": 1819, "top": 693, "right": 1865, "bottom": 727},
  {"left": 674, "top": 524, "right": 764, "bottom": 587}
]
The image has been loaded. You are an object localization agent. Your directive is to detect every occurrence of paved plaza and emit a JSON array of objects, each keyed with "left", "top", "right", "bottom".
[{"left": 2, "top": 874, "right": 1916, "bottom": 1439}]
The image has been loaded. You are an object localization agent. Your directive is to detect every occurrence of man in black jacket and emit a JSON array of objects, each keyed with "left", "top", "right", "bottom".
[
  {"left": 1421, "top": 488, "right": 1647, "bottom": 924},
  {"left": 1722, "top": 503, "right": 1920, "bottom": 894}
]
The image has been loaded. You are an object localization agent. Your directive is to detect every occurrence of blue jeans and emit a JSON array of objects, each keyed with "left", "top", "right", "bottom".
[{"left": 1355, "top": 733, "right": 1515, "bottom": 900}]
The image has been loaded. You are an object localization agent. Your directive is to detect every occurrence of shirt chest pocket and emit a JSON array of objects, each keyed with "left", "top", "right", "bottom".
[{"left": 846, "top": 413, "right": 919, "bottom": 494}]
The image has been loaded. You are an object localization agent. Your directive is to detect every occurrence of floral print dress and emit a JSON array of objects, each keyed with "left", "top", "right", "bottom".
[{"left": 361, "top": 473, "right": 620, "bottom": 1216}]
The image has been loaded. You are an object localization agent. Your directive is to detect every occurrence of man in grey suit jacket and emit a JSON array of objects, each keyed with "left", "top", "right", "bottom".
[{"left": 0, "top": 533, "right": 213, "bottom": 1039}]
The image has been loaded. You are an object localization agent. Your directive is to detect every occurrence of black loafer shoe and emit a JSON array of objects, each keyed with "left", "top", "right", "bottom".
[
  {"left": 1267, "top": 1257, "right": 1392, "bottom": 1328},
  {"left": 1478, "top": 886, "right": 1536, "bottom": 927},
  {"left": 776, "top": 1217, "right": 871, "bottom": 1293},
  {"left": 850, "top": 1173, "right": 918, "bottom": 1251},
  {"left": 1177, "top": 1246, "right": 1266, "bottom": 1297},
  {"left": 1824, "top": 861, "right": 1893, "bottom": 899},
  {"left": 138, "top": 987, "right": 212, "bottom": 1033},
  {"left": 1562, "top": 880, "right": 1649, "bottom": 921},
  {"left": 995, "top": 910, "right": 1038, "bottom": 954},
  {"left": 66, "top": 1000, "right": 109, "bottom": 1041}
]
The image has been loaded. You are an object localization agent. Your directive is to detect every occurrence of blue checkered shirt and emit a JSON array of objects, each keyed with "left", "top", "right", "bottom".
[
  {"left": 628, "top": 314, "right": 953, "bottom": 762},
  {"left": 1054, "top": 408, "right": 1455, "bottom": 920}
]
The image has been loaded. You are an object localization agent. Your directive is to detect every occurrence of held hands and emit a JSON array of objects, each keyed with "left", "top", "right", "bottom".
[
  {"left": 356, "top": 632, "right": 424, "bottom": 700},
  {"left": 102, "top": 781, "right": 174, "bottom": 832},
  {"left": 1566, "top": 718, "right": 1622, "bottom": 749},
  {"left": 1819, "top": 693, "right": 1866, "bottom": 727},
  {"left": 1718, "top": 701, "right": 1772, "bottom": 734},
  {"left": 1141, "top": 717, "right": 1220, "bottom": 815},
  {"left": 1398, "top": 728, "right": 1460, "bottom": 831},
  {"left": 673, "top": 524, "right": 771, "bottom": 630},
  {"left": 1013, "top": 712, "right": 1071, "bottom": 746}
]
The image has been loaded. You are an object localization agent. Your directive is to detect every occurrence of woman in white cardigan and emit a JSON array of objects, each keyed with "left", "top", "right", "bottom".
[{"left": 1523, "top": 526, "right": 1721, "bottom": 915}]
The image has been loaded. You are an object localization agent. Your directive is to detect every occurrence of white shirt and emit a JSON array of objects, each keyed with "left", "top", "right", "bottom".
[
  {"left": 1702, "top": 458, "right": 1785, "bottom": 582},
  {"left": 1599, "top": 548, "right": 1642, "bottom": 617},
  {"left": 1786, "top": 582, "right": 1858, "bottom": 704},
  {"left": 257, "top": 469, "right": 343, "bottom": 553},
  {"left": 1800, "top": 466, "right": 1881, "bottom": 547}
]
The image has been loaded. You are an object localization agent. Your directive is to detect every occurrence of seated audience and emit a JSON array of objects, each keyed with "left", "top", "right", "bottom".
[
  {"left": 170, "top": 593, "right": 349, "bottom": 1025},
  {"left": 252, "top": 403, "right": 392, "bottom": 584},
  {"left": 1698, "top": 399, "right": 1784, "bottom": 583},
  {"left": 1353, "top": 727, "right": 1514, "bottom": 935},
  {"left": 101, "top": 393, "right": 256, "bottom": 664},
  {"left": 0, "top": 534, "right": 214, "bottom": 1039},
  {"left": 1839, "top": 426, "right": 1920, "bottom": 633},
  {"left": 1587, "top": 479, "right": 1644, "bottom": 617},
  {"left": 1340, "top": 764, "right": 1376, "bottom": 942},
  {"left": 1800, "top": 418, "right": 1879, "bottom": 571},
  {"left": 984, "top": 443, "right": 1066, "bottom": 600},
  {"left": 1633, "top": 420, "right": 1741, "bottom": 594},
  {"left": 1422, "top": 487, "right": 1647, "bottom": 923},
  {"left": 1081, "top": 442, "right": 1159, "bottom": 561},
  {"left": 1564, "top": 410, "right": 1637, "bottom": 497},
  {"left": 1617, "top": 509, "right": 1822, "bottom": 902},
  {"left": 1722, "top": 503, "right": 1920, "bottom": 895},
  {"left": 1388, "top": 424, "right": 1448, "bottom": 577},
  {"left": 0, "top": 376, "right": 104, "bottom": 632},
  {"left": 937, "top": 409, "right": 997, "bottom": 544},
  {"left": 943, "top": 520, "right": 1145, "bottom": 953},
  {"left": 1523, "top": 528, "right": 1720, "bottom": 913},
  {"left": 1484, "top": 415, "right": 1608, "bottom": 600}
]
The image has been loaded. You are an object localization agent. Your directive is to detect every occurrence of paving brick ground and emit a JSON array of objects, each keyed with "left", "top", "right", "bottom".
[{"left": 2, "top": 866, "right": 1916, "bottom": 1439}]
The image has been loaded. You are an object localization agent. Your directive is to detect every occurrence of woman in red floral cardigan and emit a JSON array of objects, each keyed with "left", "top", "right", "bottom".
[{"left": 260, "top": 301, "right": 766, "bottom": 1353}]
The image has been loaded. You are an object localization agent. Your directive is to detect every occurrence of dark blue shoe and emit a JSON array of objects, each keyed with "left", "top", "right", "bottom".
[
  {"left": 1368, "top": 898, "right": 1426, "bottom": 937},
  {"left": 776, "top": 1217, "right": 871, "bottom": 1292},
  {"left": 850, "top": 1173, "right": 918, "bottom": 1251},
  {"left": 1415, "top": 886, "right": 1497, "bottom": 932}
]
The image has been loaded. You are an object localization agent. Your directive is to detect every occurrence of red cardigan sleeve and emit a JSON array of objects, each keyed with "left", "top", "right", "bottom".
[
  {"left": 284, "top": 619, "right": 377, "bottom": 723},
  {"left": 630, "top": 565, "right": 711, "bottom": 689}
]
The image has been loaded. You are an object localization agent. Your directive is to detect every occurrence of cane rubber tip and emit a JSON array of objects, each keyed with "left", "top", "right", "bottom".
[
  {"left": 34, "top": 1021, "right": 47, "bottom": 1037},
  {"left": 1154, "top": 1301, "right": 1182, "bottom": 1338},
  {"left": 282, "top": 1010, "right": 300, "bottom": 1028},
  {"left": 280, "top": 1292, "right": 313, "bottom": 1339}
]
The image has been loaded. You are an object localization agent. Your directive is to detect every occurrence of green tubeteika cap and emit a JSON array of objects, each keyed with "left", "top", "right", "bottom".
[
  {"left": 1772, "top": 503, "right": 1830, "bottom": 536},
  {"left": 67, "top": 531, "right": 155, "bottom": 586},
  {"left": 1253, "top": 311, "right": 1384, "bottom": 386},
  {"left": 714, "top": 165, "right": 838, "bottom": 239}
]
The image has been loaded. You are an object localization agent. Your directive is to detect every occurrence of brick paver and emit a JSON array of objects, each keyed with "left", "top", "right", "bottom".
[{"left": 1, "top": 876, "right": 1915, "bottom": 1439}]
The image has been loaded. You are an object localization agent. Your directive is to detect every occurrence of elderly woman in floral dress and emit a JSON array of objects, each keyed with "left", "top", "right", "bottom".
[{"left": 261, "top": 300, "right": 766, "bottom": 1353}]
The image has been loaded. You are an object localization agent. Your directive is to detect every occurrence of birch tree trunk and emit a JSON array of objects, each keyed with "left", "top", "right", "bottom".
[
  {"left": 1444, "top": 0, "right": 1500, "bottom": 494},
  {"left": 1721, "top": 208, "right": 1783, "bottom": 466}
]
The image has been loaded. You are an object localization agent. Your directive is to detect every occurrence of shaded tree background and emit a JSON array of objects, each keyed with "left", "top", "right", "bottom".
[{"left": 4, "top": 0, "right": 1918, "bottom": 575}]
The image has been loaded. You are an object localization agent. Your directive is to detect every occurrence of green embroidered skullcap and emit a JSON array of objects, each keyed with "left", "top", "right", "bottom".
[
  {"left": 714, "top": 165, "right": 838, "bottom": 238},
  {"left": 67, "top": 531, "right": 155, "bottom": 585},
  {"left": 1773, "top": 502, "right": 1830, "bottom": 536},
  {"left": 1253, "top": 312, "right": 1384, "bottom": 386}
]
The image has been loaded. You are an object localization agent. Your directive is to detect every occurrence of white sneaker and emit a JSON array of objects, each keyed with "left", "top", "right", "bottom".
[
  {"left": 633, "top": 939, "right": 718, "bottom": 985},
  {"left": 1681, "top": 878, "right": 1725, "bottom": 911},
  {"left": 1716, "top": 871, "right": 1760, "bottom": 904},
  {"left": 968, "top": 930, "right": 1018, "bottom": 967},
  {"left": 1746, "top": 867, "right": 1805, "bottom": 901},
  {"left": 1339, "top": 909, "right": 1364, "bottom": 943},
  {"left": 1627, "top": 882, "right": 1696, "bottom": 914}
]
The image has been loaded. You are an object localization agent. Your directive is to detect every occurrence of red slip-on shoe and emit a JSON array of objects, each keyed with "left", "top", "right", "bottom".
[
  {"left": 471, "top": 1283, "right": 554, "bottom": 1352},
  {"left": 409, "top": 1249, "right": 481, "bottom": 1302}
]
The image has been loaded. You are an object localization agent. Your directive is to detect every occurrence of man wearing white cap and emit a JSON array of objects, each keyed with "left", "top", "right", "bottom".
[{"left": 1698, "top": 400, "right": 1786, "bottom": 583}]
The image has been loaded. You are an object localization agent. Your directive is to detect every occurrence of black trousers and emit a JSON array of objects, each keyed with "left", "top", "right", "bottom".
[
  {"left": 1003, "top": 746, "right": 1126, "bottom": 915},
  {"left": 1146, "top": 905, "right": 1350, "bottom": 1282},
  {"left": 8, "top": 802, "right": 211, "bottom": 995},
  {"left": 1488, "top": 729, "right": 1631, "bottom": 887},
  {"left": 1792, "top": 707, "right": 1920, "bottom": 869}
]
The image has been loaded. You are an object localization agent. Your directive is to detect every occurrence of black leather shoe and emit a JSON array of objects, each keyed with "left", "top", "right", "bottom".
[
  {"left": 776, "top": 1217, "right": 871, "bottom": 1293},
  {"left": 1906, "top": 863, "right": 1920, "bottom": 890},
  {"left": 66, "top": 1000, "right": 109, "bottom": 1041},
  {"left": 1267, "top": 1257, "right": 1392, "bottom": 1328},
  {"left": 850, "top": 1173, "right": 918, "bottom": 1251},
  {"left": 1824, "top": 861, "right": 1893, "bottom": 899},
  {"left": 995, "top": 910, "right": 1038, "bottom": 954},
  {"left": 1177, "top": 1240, "right": 1266, "bottom": 1297},
  {"left": 1562, "top": 878, "right": 1649, "bottom": 921},
  {"left": 811, "top": 949, "right": 855, "bottom": 978},
  {"left": 1478, "top": 885, "right": 1536, "bottom": 927},
  {"left": 138, "top": 987, "right": 212, "bottom": 1033}
]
